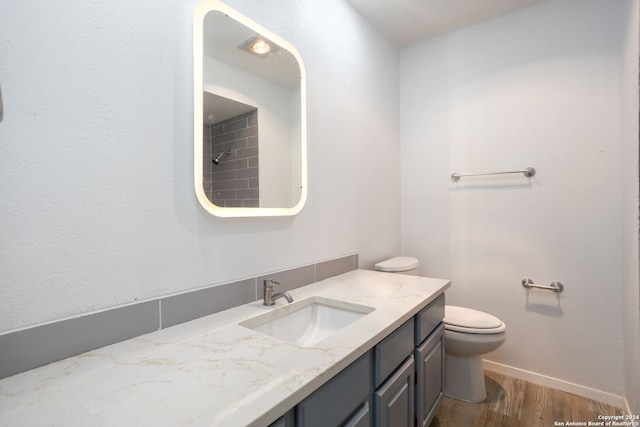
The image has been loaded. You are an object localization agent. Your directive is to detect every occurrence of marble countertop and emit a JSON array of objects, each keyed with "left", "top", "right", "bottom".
[{"left": 0, "top": 270, "right": 449, "bottom": 427}]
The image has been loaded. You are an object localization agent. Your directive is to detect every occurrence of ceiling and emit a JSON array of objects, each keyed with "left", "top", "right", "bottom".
[{"left": 346, "top": 0, "right": 548, "bottom": 48}]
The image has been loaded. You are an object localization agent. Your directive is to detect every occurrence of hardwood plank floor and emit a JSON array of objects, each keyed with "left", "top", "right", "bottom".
[{"left": 430, "top": 370, "right": 625, "bottom": 427}]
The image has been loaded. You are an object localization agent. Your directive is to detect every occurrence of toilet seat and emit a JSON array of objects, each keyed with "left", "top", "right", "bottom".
[{"left": 444, "top": 305, "right": 506, "bottom": 334}]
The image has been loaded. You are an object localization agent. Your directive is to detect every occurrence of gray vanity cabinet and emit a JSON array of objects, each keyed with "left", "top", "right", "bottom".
[
  {"left": 373, "top": 319, "right": 415, "bottom": 427},
  {"left": 415, "top": 323, "right": 445, "bottom": 426},
  {"left": 373, "top": 356, "right": 415, "bottom": 427},
  {"left": 295, "top": 351, "right": 372, "bottom": 427},
  {"left": 271, "top": 293, "right": 446, "bottom": 427},
  {"left": 414, "top": 294, "right": 445, "bottom": 427}
]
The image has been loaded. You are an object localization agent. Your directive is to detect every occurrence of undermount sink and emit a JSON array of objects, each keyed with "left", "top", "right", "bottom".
[{"left": 239, "top": 296, "right": 375, "bottom": 347}]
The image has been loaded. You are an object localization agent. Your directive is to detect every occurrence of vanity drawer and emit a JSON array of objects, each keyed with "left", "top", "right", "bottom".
[
  {"left": 296, "top": 351, "right": 371, "bottom": 427},
  {"left": 414, "top": 294, "right": 445, "bottom": 345},
  {"left": 374, "top": 319, "right": 414, "bottom": 388}
]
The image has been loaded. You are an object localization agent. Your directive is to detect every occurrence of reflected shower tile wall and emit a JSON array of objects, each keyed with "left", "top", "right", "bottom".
[
  {"left": 203, "top": 124, "right": 213, "bottom": 198},
  {"left": 211, "top": 110, "right": 259, "bottom": 208}
]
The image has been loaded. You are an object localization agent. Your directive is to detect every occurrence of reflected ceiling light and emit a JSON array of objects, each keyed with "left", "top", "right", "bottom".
[
  {"left": 239, "top": 36, "right": 277, "bottom": 57},
  {"left": 250, "top": 38, "right": 270, "bottom": 54}
]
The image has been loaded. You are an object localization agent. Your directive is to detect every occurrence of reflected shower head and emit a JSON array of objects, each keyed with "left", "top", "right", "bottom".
[{"left": 213, "top": 150, "right": 231, "bottom": 165}]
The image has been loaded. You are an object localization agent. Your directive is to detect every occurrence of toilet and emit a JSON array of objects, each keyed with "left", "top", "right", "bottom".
[{"left": 374, "top": 257, "right": 507, "bottom": 402}]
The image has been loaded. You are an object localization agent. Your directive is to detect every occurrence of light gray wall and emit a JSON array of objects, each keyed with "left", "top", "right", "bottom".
[
  {"left": 0, "top": 0, "right": 401, "bottom": 333},
  {"left": 400, "top": 0, "right": 636, "bottom": 398},
  {"left": 621, "top": 0, "right": 640, "bottom": 414}
]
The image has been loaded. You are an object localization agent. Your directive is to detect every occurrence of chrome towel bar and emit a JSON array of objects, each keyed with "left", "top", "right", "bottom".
[
  {"left": 522, "top": 277, "right": 564, "bottom": 292},
  {"left": 451, "top": 166, "right": 535, "bottom": 181}
]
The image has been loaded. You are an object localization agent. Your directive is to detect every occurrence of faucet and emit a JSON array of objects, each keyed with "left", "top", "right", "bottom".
[{"left": 263, "top": 279, "right": 293, "bottom": 306}]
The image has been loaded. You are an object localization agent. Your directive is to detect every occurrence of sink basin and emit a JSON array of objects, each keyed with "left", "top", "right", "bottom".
[{"left": 239, "top": 296, "right": 375, "bottom": 347}]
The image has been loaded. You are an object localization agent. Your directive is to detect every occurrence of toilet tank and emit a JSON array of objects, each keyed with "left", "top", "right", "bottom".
[{"left": 374, "top": 257, "right": 420, "bottom": 276}]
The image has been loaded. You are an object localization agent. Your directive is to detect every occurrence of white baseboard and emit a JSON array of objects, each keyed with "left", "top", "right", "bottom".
[
  {"left": 483, "top": 360, "right": 629, "bottom": 411},
  {"left": 625, "top": 399, "right": 633, "bottom": 417}
]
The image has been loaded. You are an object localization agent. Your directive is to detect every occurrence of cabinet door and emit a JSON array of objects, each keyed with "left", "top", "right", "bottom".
[
  {"left": 415, "top": 323, "right": 445, "bottom": 427},
  {"left": 343, "top": 402, "right": 371, "bottom": 427},
  {"left": 374, "top": 356, "right": 414, "bottom": 427},
  {"left": 268, "top": 409, "right": 295, "bottom": 427},
  {"left": 296, "top": 352, "right": 371, "bottom": 427}
]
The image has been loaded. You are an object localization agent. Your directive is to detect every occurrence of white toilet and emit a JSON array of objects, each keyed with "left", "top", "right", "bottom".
[{"left": 374, "top": 257, "right": 507, "bottom": 402}]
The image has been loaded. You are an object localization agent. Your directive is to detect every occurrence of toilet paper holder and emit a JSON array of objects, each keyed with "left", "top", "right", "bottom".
[{"left": 522, "top": 277, "right": 564, "bottom": 292}]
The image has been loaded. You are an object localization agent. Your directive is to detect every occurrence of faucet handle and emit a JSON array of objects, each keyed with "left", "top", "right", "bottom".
[
  {"left": 264, "top": 279, "right": 280, "bottom": 288},
  {"left": 263, "top": 279, "right": 284, "bottom": 306}
]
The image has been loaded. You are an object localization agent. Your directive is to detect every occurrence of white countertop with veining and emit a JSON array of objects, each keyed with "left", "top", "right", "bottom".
[{"left": 0, "top": 270, "right": 449, "bottom": 427}]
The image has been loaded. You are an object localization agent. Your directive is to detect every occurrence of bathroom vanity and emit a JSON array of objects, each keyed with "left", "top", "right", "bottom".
[
  {"left": 287, "top": 293, "right": 445, "bottom": 427},
  {"left": 0, "top": 270, "right": 449, "bottom": 426}
]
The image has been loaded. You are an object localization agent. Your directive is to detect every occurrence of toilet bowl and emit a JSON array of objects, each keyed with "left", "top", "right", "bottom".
[
  {"left": 374, "top": 257, "right": 507, "bottom": 402},
  {"left": 443, "top": 305, "right": 506, "bottom": 402}
]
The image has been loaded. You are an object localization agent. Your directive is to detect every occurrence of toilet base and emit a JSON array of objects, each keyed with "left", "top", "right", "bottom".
[{"left": 444, "top": 353, "right": 487, "bottom": 402}]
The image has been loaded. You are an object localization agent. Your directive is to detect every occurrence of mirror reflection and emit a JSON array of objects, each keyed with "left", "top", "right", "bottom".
[
  {"left": 203, "top": 93, "right": 260, "bottom": 207},
  {"left": 194, "top": 2, "right": 307, "bottom": 217}
]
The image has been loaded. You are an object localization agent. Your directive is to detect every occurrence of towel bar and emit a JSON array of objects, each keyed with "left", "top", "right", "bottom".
[
  {"left": 522, "top": 277, "right": 564, "bottom": 292},
  {"left": 451, "top": 167, "right": 535, "bottom": 181}
]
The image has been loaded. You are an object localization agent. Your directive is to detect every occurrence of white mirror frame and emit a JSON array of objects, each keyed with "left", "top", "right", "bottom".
[{"left": 193, "top": 0, "right": 307, "bottom": 217}]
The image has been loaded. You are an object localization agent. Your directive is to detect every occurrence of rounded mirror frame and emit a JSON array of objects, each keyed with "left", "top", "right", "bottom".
[{"left": 193, "top": 0, "right": 307, "bottom": 217}]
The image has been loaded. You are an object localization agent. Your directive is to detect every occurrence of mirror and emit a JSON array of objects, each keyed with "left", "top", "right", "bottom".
[{"left": 194, "top": 0, "right": 307, "bottom": 217}]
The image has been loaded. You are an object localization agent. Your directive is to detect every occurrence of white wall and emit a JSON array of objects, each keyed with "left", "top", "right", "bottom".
[
  {"left": 621, "top": 0, "right": 640, "bottom": 414},
  {"left": 0, "top": 0, "right": 400, "bottom": 332},
  {"left": 400, "top": 0, "right": 632, "bottom": 397}
]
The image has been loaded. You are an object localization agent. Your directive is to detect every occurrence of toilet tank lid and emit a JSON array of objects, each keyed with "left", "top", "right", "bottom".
[
  {"left": 374, "top": 257, "right": 419, "bottom": 272},
  {"left": 444, "top": 305, "right": 503, "bottom": 329}
]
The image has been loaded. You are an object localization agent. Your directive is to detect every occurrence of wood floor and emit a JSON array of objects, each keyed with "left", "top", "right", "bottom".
[{"left": 430, "top": 370, "right": 625, "bottom": 427}]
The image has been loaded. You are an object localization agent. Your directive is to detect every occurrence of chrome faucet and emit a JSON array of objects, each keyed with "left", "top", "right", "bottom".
[{"left": 263, "top": 279, "right": 293, "bottom": 306}]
